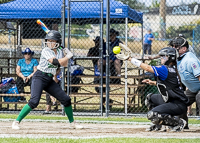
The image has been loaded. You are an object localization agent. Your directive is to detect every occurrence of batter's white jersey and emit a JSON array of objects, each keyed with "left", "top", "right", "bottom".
[{"left": 37, "top": 47, "right": 64, "bottom": 75}]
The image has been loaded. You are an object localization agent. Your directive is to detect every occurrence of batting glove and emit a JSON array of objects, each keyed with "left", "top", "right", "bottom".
[{"left": 64, "top": 48, "right": 73, "bottom": 59}]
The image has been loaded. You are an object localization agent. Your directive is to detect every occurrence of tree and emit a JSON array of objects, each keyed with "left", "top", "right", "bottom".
[
  {"left": 159, "top": 0, "right": 166, "bottom": 39},
  {"left": 166, "top": 25, "right": 195, "bottom": 39},
  {"left": 150, "top": 0, "right": 160, "bottom": 8}
]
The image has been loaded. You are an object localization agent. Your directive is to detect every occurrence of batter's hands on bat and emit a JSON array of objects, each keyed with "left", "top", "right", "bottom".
[
  {"left": 142, "top": 79, "right": 156, "bottom": 86},
  {"left": 116, "top": 43, "right": 133, "bottom": 60},
  {"left": 63, "top": 48, "right": 73, "bottom": 59}
]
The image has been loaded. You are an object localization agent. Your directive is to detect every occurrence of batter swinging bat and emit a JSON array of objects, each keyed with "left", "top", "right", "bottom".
[{"left": 36, "top": 19, "right": 50, "bottom": 33}]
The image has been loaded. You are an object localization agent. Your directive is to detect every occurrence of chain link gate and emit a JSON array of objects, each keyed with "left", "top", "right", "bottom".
[
  {"left": 67, "top": 0, "right": 146, "bottom": 116},
  {"left": 193, "top": 25, "right": 200, "bottom": 58},
  {"left": 0, "top": 0, "right": 199, "bottom": 117}
]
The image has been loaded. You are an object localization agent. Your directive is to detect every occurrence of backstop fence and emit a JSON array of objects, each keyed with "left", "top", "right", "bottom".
[{"left": 0, "top": 0, "right": 199, "bottom": 117}]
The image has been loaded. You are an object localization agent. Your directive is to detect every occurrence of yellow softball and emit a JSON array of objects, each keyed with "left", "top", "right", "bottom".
[{"left": 113, "top": 46, "right": 121, "bottom": 54}]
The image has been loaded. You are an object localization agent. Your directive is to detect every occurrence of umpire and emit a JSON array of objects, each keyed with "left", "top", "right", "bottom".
[{"left": 171, "top": 35, "right": 200, "bottom": 129}]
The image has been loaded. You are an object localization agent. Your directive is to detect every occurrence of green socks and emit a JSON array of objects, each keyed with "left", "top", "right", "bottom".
[
  {"left": 16, "top": 104, "right": 74, "bottom": 123},
  {"left": 64, "top": 105, "right": 74, "bottom": 123},
  {"left": 16, "top": 104, "right": 32, "bottom": 123}
]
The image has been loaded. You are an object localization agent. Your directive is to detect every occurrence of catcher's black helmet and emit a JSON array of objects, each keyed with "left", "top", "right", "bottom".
[
  {"left": 45, "top": 30, "right": 61, "bottom": 43},
  {"left": 158, "top": 47, "right": 177, "bottom": 65}
]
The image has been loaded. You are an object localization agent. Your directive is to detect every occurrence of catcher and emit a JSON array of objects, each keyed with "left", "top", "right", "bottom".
[
  {"left": 12, "top": 30, "right": 83, "bottom": 130},
  {"left": 117, "top": 44, "right": 189, "bottom": 132}
]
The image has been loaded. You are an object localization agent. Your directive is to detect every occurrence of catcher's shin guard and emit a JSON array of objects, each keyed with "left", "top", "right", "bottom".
[
  {"left": 147, "top": 111, "right": 183, "bottom": 127},
  {"left": 160, "top": 115, "right": 182, "bottom": 127}
]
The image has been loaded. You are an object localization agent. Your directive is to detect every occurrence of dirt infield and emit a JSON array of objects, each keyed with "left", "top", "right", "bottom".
[{"left": 1, "top": 121, "right": 200, "bottom": 138}]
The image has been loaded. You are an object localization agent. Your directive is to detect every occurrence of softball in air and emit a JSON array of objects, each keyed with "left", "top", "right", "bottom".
[{"left": 113, "top": 46, "right": 121, "bottom": 54}]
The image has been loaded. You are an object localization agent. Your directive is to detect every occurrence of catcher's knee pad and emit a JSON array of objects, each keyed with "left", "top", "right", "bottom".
[
  {"left": 145, "top": 93, "right": 153, "bottom": 110},
  {"left": 147, "top": 111, "right": 162, "bottom": 125}
]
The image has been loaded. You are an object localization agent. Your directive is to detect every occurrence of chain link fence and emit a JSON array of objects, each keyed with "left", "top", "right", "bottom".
[{"left": 0, "top": 0, "right": 199, "bottom": 117}]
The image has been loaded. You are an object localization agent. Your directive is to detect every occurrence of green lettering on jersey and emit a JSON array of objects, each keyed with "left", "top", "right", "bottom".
[{"left": 48, "top": 63, "right": 58, "bottom": 68}]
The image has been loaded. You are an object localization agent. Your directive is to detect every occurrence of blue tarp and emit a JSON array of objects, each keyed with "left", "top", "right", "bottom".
[{"left": 0, "top": 0, "right": 143, "bottom": 24}]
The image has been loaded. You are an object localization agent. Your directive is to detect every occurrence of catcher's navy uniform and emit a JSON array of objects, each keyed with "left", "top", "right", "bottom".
[
  {"left": 145, "top": 47, "right": 189, "bottom": 131},
  {"left": 149, "top": 65, "right": 189, "bottom": 115}
]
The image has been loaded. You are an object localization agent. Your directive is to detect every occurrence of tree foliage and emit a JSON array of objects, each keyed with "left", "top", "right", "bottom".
[
  {"left": 150, "top": 0, "right": 160, "bottom": 8},
  {"left": 166, "top": 25, "right": 195, "bottom": 39}
]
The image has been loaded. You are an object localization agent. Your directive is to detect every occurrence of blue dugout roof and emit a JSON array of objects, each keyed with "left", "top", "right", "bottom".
[{"left": 0, "top": 0, "right": 143, "bottom": 24}]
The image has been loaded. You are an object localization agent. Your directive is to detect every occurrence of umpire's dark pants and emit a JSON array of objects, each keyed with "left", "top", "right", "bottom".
[
  {"left": 143, "top": 44, "right": 152, "bottom": 55},
  {"left": 28, "top": 70, "right": 71, "bottom": 109},
  {"left": 150, "top": 94, "right": 187, "bottom": 116},
  {"left": 179, "top": 89, "right": 200, "bottom": 127}
]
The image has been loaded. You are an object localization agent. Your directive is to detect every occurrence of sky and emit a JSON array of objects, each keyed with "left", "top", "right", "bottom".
[{"left": 138, "top": 0, "right": 200, "bottom": 7}]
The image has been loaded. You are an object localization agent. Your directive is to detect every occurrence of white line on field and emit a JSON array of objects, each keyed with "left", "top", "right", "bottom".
[
  {"left": 0, "top": 118, "right": 200, "bottom": 126},
  {"left": 0, "top": 118, "right": 151, "bottom": 125},
  {"left": 0, "top": 134, "right": 200, "bottom": 139}
]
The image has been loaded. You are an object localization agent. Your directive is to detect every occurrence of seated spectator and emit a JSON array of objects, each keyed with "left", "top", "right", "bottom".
[
  {"left": 109, "top": 28, "right": 123, "bottom": 84},
  {"left": 87, "top": 36, "right": 106, "bottom": 76},
  {"left": 87, "top": 37, "right": 113, "bottom": 111},
  {"left": 16, "top": 48, "right": 38, "bottom": 101}
]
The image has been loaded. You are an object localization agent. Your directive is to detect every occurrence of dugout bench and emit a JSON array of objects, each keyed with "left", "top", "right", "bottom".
[
  {"left": 0, "top": 56, "right": 147, "bottom": 112},
  {"left": 0, "top": 57, "right": 153, "bottom": 113}
]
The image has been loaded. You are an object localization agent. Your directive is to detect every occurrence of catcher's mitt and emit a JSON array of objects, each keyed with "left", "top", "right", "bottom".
[{"left": 116, "top": 43, "right": 133, "bottom": 60}]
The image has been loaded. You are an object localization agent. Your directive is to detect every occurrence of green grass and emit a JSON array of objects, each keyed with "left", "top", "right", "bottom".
[
  {"left": 0, "top": 138, "right": 200, "bottom": 143},
  {"left": 0, "top": 114, "right": 200, "bottom": 124},
  {"left": 1, "top": 114, "right": 200, "bottom": 142},
  {"left": 0, "top": 114, "right": 148, "bottom": 122}
]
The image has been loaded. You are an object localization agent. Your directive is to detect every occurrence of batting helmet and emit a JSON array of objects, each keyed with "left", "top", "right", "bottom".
[
  {"left": 158, "top": 47, "right": 177, "bottom": 65},
  {"left": 45, "top": 30, "right": 61, "bottom": 43}
]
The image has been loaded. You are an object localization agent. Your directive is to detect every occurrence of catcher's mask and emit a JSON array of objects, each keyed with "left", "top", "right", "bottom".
[
  {"left": 168, "top": 36, "right": 189, "bottom": 51},
  {"left": 44, "top": 30, "right": 61, "bottom": 49},
  {"left": 158, "top": 47, "right": 177, "bottom": 65}
]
